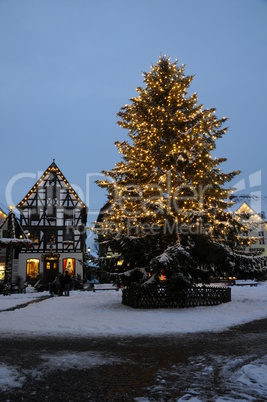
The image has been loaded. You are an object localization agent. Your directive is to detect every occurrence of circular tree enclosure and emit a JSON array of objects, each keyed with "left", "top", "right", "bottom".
[{"left": 122, "top": 284, "right": 231, "bottom": 309}]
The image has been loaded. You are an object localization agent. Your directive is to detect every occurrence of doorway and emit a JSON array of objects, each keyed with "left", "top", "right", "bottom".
[{"left": 44, "top": 259, "right": 59, "bottom": 282}]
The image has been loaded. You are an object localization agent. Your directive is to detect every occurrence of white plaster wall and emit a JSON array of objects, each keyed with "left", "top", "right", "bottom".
[{"left": 18, "top": 252, "right": 84, "bottom": 281}]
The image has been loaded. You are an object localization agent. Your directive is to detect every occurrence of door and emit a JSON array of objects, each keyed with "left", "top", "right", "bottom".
[{"left": 45, "top": 259, "right": 59, "bottom": 282}]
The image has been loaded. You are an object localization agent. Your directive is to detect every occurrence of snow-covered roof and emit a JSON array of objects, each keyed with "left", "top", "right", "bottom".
[
  {"left": 0, "top": 210, "right": 32, "bottom": 246},
  {"left": 230, "top": 196, "right": 267, "bottom": 218},
  {"left": 234, "top": 201, "right": 265, "bottom": 224},
  {"left": 0, "top": 238, "right": 32, "bottom": 246}
]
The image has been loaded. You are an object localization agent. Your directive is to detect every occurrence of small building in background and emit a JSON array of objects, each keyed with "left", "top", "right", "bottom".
[
  {"left": 234, "top": 201, "right": 267, "bottom": 267},
  {"left": 0, "top": 207, "right": 32, "bottom": 290},
  {"left": 0, "top": 207, "right": 7, "bottom": 281}
]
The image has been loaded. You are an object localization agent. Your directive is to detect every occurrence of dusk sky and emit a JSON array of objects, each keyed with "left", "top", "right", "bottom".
[{"left": 0, "top": 0, "right": 266, "bottom": 244}]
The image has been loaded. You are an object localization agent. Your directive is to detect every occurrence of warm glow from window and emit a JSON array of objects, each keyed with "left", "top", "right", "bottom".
[
  {"left": 159, "top": 269, "right": 166, "bottom": 281},
  {"left": 0, "top": 263, "right": 5, "bottom": 280},
  {"left": 63, "top": 258, "right": 75, "bottom": 277},
  {"left": 26, "top": 259, "right": 39, "bottom": 280}
]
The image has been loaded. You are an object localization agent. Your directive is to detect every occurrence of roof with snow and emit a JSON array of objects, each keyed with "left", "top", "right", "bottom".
[
  {"left": 233, "top": 201, "right": 266, "bottom": 223},
  {"left": 0, "top": 210, "right": 32, "bottom": 246},
  {"left": 230, "top": 195, "right": 267, "bottom": 218}
]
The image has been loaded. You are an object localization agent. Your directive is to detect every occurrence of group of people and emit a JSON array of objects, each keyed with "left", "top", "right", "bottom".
[{"left": 58, "top": 271, "right": 72, "bottom": 296}]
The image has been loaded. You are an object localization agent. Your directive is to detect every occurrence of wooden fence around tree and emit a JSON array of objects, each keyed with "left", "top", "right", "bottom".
[{"left": 122, "top": 285, "right": 231, "bottom": 309}]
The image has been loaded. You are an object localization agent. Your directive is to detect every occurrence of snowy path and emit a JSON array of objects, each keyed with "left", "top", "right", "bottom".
[{"left": 0, "top": 318, "right": 267, "bottom": 401}]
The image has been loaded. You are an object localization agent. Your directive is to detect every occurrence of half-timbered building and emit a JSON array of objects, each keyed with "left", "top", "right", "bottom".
[{"left": 16, "top": 161, "right": 87, "bottom": 284}]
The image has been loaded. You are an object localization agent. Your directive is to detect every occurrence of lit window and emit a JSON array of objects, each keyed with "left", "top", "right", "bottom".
[
  {"left": 26, "top": 259, "right": 39, "bottom": 281},
  {"left": 0, "top": 263, "right": 5, "bottom": 280},
  {"left": 29, "top": 230, "right": 39, "bottom": 244},
  {"left": 63, "top": 258, "right": 75, "bottom": 277}
]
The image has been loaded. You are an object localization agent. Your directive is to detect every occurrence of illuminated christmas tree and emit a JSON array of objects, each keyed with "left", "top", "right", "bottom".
[{"left": 95, "top": 56, "right": 262, "bottom": 287}]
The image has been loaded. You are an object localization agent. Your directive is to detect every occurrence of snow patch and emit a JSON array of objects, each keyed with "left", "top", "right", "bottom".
[{"left": 0, "top": 364, "right": 25, "bottom": 391}]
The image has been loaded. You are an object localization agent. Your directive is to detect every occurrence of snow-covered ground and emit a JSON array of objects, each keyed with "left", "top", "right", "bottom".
[
  {"left": 0, "top": 282, "right": 267, "bottom": 337},
  {"left": 1, "top": 283, "right": 267, "bottom": 400}
]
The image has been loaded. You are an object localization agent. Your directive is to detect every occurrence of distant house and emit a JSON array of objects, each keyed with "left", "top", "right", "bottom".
[
  {"left": 0, "top": 207, "right": 31, "bottom": 288},
  {"left": 234, "top": 202, "right": 267, "bottom": 267},
  {"left": 0, "top": 208, "right": 7, "bottom": 281},
  {"left": 16, "top": 161, "right": 88, "bottom": 284}
]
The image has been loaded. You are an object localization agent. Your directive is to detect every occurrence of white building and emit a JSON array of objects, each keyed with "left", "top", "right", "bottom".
[{"left": 234, "top": 202, "right": 267, "bottom": 267}]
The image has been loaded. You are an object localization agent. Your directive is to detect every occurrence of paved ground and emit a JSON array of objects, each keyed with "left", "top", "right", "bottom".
[{"left": 0, "top": 318, "right": 267, "bottom": 401}]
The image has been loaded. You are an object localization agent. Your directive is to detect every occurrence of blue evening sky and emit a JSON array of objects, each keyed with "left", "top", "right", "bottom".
[{"left": 0, "top": 0, "right": 266, "bottom": 242}]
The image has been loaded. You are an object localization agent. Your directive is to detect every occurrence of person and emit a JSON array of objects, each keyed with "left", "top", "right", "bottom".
[{"left": 63, "top": 271, "right": 72, "bottom": 296}]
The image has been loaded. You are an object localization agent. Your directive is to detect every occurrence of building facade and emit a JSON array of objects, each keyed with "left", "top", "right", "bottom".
[
  {"left": 16, "top": 161, "right": 87, "bottom": 284},
  {"left": 234, "top": 202, "right": 267, "bottom": 267}
]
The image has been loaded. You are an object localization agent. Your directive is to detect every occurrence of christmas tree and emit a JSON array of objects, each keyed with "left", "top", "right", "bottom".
[{"left": 95, "top": 56, "right": 262, "bottom": 288}]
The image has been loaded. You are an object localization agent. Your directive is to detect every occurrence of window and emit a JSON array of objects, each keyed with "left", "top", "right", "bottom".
[
  {"left": 31, "top": 209, "right": 39, "bottom": 223},
  {"left": 26, "top": 259, "right": 39, "bottom": 281},
  {"left": 63, "top": 226, "right": 74, "bottom": 242},
  {"left": 64, "top": 208, "right": 73, "bottom": 227},
  {"left": 46, "top": 205, "right": 56, "bottom": 218},
  {"left": 2, "top": 230, "right": 8, "bottom": 238},
  {"left": 46, "top": 230, "right": 57, "bottom": 246},
  {"left": 63, "top": 258, "right": 75, "bottom": 277},
  {"left": 28, "top": 229, "right": 39, "bottom": 244},
  {"left": 0, "top": 263, "right": 5, "bottom": 280}
]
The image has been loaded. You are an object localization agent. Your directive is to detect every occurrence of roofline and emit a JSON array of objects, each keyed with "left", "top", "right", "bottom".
[
  {"left": 16, "top": 161, "right": 87, "bottom": 209},
  {"left": 234, "top": 201, "right": 265, "bottom": 222}
]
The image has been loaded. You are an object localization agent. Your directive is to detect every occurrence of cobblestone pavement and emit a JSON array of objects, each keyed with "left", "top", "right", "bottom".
[{"left": 0, "top": 318, "right": 267, "bottom": 401}]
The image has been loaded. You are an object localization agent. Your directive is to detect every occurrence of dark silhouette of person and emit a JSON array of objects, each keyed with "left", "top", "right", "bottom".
[{"left": 63, "top": 271, "right": 72, "bottom": 296}]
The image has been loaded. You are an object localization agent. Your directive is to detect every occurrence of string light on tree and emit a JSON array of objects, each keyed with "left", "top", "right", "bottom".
[{"left": 94, "top": 55, "right": 263, "bottom": 288}]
